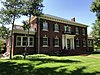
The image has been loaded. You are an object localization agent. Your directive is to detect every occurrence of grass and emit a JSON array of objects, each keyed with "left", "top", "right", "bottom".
[{"left": 0, "top": 54, "right": 100, "bottom": 75}]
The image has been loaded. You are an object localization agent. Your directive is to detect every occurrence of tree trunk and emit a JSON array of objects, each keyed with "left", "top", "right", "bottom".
[
  {"left": 37, "top": 17, "right": 40, "bottom": 54},
  {"left": 10, "top": 16, "right": 15, "bottom": 59}
]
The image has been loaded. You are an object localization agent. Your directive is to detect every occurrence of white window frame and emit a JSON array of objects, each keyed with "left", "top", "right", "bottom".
[
  {"left": 64, "top": 25, "right": 71, "bottom": 33},
  {"left": 54, "top": 36, "right": 59, "bottom": 47},
  {"left": 43, "top": 21, "right": 48, "bottom": 31},
  {"left": 28, "top": 37, "right": 34, "bottom": 47},
  {"left": 83, "top": 39, "right": 86, "bottom": 47},
  {"left": 82, "top": 28, "right": 85, "bottom": 35},
  {"left": 88, "top": 40, "right": 93, "bottom": 47},
  {"left": 54, "top": 23, "right": 59, "bottom": 32},
  {"left": 16, "top": 36, "right": 34, "bottom": 47},
  {"left": 16, "top": 36, "right": 22, "bottom": 47},
  {"left": 42, "top": 35, "right": 48, "bottom": 47},
  {"left": 75, "top": 27, "right": 79, "bottom": 35},
  {"left": 76, "top": 38, "right": 80, "bottom": 47}
]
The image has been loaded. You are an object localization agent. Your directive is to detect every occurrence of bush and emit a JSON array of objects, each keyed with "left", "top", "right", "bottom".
[
  {"left": 13, "top": 55, "right": 24, "bottom": 60},
  {"left": 26, "top": 54, "right": 49, "bottom": 60}
]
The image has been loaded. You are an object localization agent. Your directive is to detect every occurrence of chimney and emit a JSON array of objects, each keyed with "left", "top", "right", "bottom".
[{"left": 71, "top": 17, "right": 75, "bottom": 22}]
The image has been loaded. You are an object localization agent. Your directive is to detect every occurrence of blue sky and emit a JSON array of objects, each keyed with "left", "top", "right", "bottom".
[{"left": 0, "top": 0, "right": 96, "bottom": 34}]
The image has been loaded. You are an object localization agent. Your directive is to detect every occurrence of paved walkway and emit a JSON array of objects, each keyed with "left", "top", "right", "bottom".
[{"left": 87, "top": 55, "right": 100, "bottom": 59}]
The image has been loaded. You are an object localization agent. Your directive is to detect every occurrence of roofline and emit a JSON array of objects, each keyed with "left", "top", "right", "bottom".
[{"left": 39, "top": 14, "right": 88, "bottom": 27}]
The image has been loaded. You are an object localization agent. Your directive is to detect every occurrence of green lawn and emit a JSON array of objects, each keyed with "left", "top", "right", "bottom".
[{"left": 0, "top": 54, "right": 100, "bottom": 75}]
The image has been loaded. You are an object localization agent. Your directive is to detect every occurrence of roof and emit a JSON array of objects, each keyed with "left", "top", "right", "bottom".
[{"left": 40, "top": 14, "right": 88, "bottom": 27}]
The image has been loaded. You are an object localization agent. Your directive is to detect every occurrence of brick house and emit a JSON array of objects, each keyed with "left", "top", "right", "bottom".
[{"left": 7, "top": 14, "right": 94, "bottom": 55}]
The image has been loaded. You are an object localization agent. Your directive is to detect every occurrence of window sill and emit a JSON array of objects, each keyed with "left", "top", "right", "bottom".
[
  {"left": 83, "top": 46, "right": 86, "bottom": 47},
  {"left": 54, "top": 31, "right": 59, "bottom": 32},
  {"left": 42, "top": 45, "right": 48, "bottom": 47},
  {"left": 16, "top": 46, "right": 34, "bottom": 47},
  {"left": 54, "top": 45, "right": 59, "bottom": 47},
  {"left": 76, "top": 33, "right": 79, "bottom": 35},
  {"left": 42, "top": 29, "right": 48, "bottom": 31},
  {"left": 82, "top": 34, "right": 86, "bottom": 35},
  {"left": 76, "top": 45, "right": 80, "bottom": 47}
]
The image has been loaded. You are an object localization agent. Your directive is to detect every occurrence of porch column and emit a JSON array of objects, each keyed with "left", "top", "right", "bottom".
[
  {"left": 70, "top": 38, "right": 73, "bottom": 49},
  {"left": 62, "top": 35, "right": 65, "bottom": 49},
  {"left": 72, "top": 38, "right": 75, "bottom": 49}
]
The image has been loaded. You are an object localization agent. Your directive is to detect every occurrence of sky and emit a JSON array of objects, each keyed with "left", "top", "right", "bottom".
[{"left": 0, "top": 0, "right": 96, "bottom": 34}]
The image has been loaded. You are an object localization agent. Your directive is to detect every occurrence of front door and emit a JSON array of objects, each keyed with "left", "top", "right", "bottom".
[{"left": 67, "top": 39, "right": 70, "bottom": 50}]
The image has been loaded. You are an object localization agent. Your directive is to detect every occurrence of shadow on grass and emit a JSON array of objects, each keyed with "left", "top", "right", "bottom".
[
  {"left": 28, "top": 57, "right": 81, "bottom": 64},
  {"left": 0, "top": 60, "right": 100, "bottom": 75}
]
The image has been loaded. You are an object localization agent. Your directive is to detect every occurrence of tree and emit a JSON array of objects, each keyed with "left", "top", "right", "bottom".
[
  {"left": 0, "top": 0, "right": 23, "bottom": 59},
  {"left": 22, "top": 0, "right": 44, "bottom": 59},
  {"left": 90, "top": 0, "right": 100, "bottom": 48},
  {"left": 91, "top": 20, "right": 100, "bottom": 47},
  {"left": 90, "top": 0, "right": 100, "bottom": 19},
  {"left": 0, "top": 25, "right": 10, "bottom": 40},
  {"left": 0, "top": 39, "right": 5, "bottom": 53}
]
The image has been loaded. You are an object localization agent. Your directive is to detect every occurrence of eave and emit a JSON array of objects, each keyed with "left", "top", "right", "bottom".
[{"left": 40, "top": 14, "right": 88, "bottom": 27}]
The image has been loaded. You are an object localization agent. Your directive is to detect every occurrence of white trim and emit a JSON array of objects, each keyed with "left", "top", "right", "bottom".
[
  {"left": 43, "top": 21, "right": 48, "bottom": 31},
  {"left": 54, "top": 23, "right": 59, "bottom": 32},
  {"left": 62, "top": 34, "right": 75, "bottom": 50},
  {"left": 54, "top": 36, "right": 59, "bottom": 47},
  {"left": 16, "top": 36, "right": 34, "bottom": 47},
  {"left": 42, "top": 35, "right": 48, "bottom": 47}
]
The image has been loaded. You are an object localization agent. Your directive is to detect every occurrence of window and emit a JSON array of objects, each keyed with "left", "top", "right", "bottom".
[
  {"left": 16, "top": 36, "right": 34, "bottom": 47},
  {"left": 88, "top": 40, "right": 93, "bottom": 47},
  {"left": 16, "top": 36, "right": 21, "bottom": 46},
  {"left": 75, "top": 27, "right": 79, "bottom": 34},
  {"left": 43, "top": 36, "right": 48, "bottom": 47},
  {"left": 82, "top": 28, "right": 85, "bottom": 35},
  {"left": 54, "top": 36, "right": 59, "bottom": 47},
  {"left": 43, "top": 21, "right": 48, "bottom": 31},
  {"left": 83, "top": 39, "right": 86, "bottom": 47},
  {"left": 64, "top": 25, "right": 71, "bottom": 33},
  {"left": 54, "top": 23, "right": 59, "bottom": 32},
  {"left": 29, "top": 37, "right": 34, "bottom": 46},
  {"left": 76, "top": 38, "right": 79, "bottom": 47},
  {"left": 23, "top": 37, "right": 27, "bottom": 46}
]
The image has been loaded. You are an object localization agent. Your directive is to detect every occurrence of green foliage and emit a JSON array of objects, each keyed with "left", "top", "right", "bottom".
[
  {"left": 0, "top": 0, "right": 23, "bottom": 25},
  {"left": 0, "top": 39, "right": 5, "bottom": 52},
  {"left": 0, "top": 25, "right": 10, "bottom": 39},
  {"left": 21, "top": 0, "right": 44, "bottom": 16},
  {"left": 13, "top": 55, "right": 24, "bottom": 60},
  {"left": 90, "top": 0, "right": 100, "bottom": 19},
  {"left": 91, "top": 20, "right": 100, "bottom": 47},
  {"left": 26, "top": 54, "right": 49, "bottom": 59}
]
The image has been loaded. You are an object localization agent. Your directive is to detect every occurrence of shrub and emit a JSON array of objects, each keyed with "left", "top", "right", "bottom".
[
  {"left": 13, "top": 55, "right": 24, "bottom": 60},
  {"left": 26, "top": 54, "right": 49, "bottom": 60}
]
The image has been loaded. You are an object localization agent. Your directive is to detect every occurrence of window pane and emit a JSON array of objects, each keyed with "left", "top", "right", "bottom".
[
  {"left": 55, "top": 24, "right": 59, "bottom": 31},
  {"left": 16, "top": 37, "right": 21, "bottom": 46},
  {"left": 43, "top": 22, "right": 48, "bottom": 30},
  {"left": 55, "top": 39, "right": 59, "bottom": 45},
  {"left": 23, "top": 37, "right": 27, "bottom": 46},
  {"left": 29, "top": 37, "right": 34, "bottom": 46},
  {"left": 43, "top": 38, "right": 48, "bottom": 45}
]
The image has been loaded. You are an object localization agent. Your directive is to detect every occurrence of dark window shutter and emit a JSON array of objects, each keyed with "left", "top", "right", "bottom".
[
  {"left": 48, "top": 38, "right": 50, "bottom": 46},
  {"left": 53, "top": 38, "right": 55, "bottom": 46},
  {"left": 59, "top": 25, "right": 60, "bottom": 32},
  {"left": 40, "top": 37, "right": 43, "bottom": 46},
  {"left": 53, "top": 24, "right": 55, "bottom": 31},
  {"left": 59, "top": 38, "right": 61, "bottom": 46}
]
